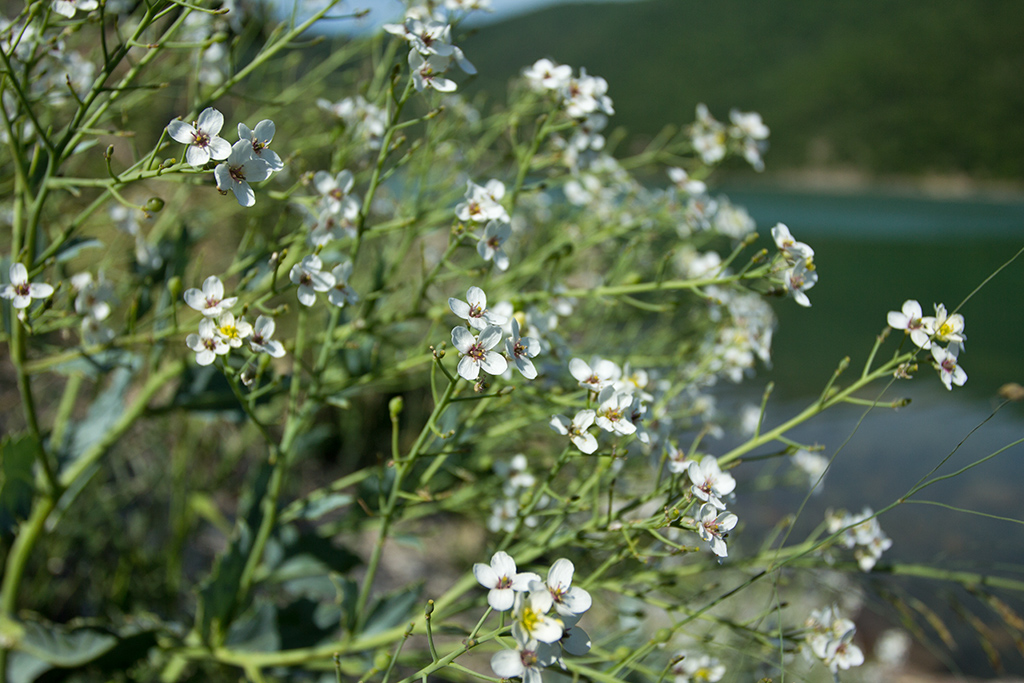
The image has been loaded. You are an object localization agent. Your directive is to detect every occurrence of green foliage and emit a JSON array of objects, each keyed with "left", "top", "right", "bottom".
[
  {"left": 463, "top": 0, "right": 1024, "bottom": 179},
  {"left": 0, "top": 1, "right": 1021, "bottom": 682}
]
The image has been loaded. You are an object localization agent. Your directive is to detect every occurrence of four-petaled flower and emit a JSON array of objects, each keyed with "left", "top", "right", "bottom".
[
  {"left": 697, "top": 504, "right": 738, "bottom": 558},
  {"left": 931, "top": 343, "right": 967, "bottom": 390},
  {"left": 290, "top": 254, "right": 336, "bottom": 307},
  {"left": 477, "top": 220, "right": 511, "bottom": 271},
  {"left": 512, "top": 586, "right": 563, "bottom": 644},
  {"left": 329, "top": 261, "right": 360, "bottom": 308},
  {"left": 249, "top": 315, "right": 286, "bottom": 357},
  {"left": 506, "top": 318, "right": 541, "bottom": 380},
  {"left": 238, "top": 120, "right": 284, "bottom": 172},
  {"left": 2, "top": 263, "right": 54, "bottom": 309},
  {"left": 473, "top": 551, "right": 540, "bottom": 611},
  {"left": 783, "top": 261, "right": 817, "bottom": 307},
  {"left": 214, "top": 312, "right": 252, "bottom": 348},
  {"left": 550, "top": 410, "right": 598, "bottom": 454},
  {"left": 183, "top": 275, "right": 237, "bottom": 317},
  {"left": 887, "top": 299, "right": 931, "bottom": 348},
  {"left": 167, "top": 107, "right": 232, "bottom": 168},
  {"left": 186, "top": 318, "right": 230, "bottom": 366},
  {"left": 544, "top": 559, "right": 592, "bottom": 617},
  {"left": 215, "top": 139, "right": 273, "bottom": 207},
  {"left": 449, "top": 286, "right": 507, "bottom": 330},
  {"left": 451, "top": 325, "right": 507, "bottom": 381}
]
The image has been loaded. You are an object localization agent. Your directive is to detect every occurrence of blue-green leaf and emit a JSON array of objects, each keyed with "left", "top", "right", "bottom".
[{"left": 0, "top": 435, "right": 39, "bottom": 534}]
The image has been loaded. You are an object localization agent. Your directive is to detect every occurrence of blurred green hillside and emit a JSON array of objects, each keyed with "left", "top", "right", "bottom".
[{"left": 459, "top": 0, "right": 1024, "bottom": 180}]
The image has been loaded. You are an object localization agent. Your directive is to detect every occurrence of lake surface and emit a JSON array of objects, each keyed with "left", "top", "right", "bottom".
[{"left": 718, "top": 187, "right": 1024, "bottom": 676}]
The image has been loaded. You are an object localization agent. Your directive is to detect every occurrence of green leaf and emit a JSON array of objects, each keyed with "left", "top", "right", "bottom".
[
  {"left": 17, "top": 621, "right": 117, "bottom": 667},
  {"left": 58, "top": 366, "right": 135, "bottom": 470},
  {"left": 225, "top": 601, "right": 280, "bottom": 652},
  {"left": 53, "top": 237, "right": 103, "bottom": 264},
  {"left": 0, "top": 435, "right": 39, "bottom": 534},
  {"left": 7, "top": 651, "right": 51, "bottom": 683},
  {"left": 362, "top": 583, "right": 423, "bottom": 636},
  {"left": 289, "top": 492, "right": 354, "bottom": 521},
  {"left": 197, "top": 521, "right": 252, "bottom": 646},
  {"left": 45, "top": 349, "right": 141, "bottom": 379}
]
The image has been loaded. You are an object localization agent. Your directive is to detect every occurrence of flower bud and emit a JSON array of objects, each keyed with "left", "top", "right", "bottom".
[
  {"left": 144, "top": 197, "right": 165, "bottom": 213},
  {"left": 389, "top": 396, "right": 404, "bottom": 416}
]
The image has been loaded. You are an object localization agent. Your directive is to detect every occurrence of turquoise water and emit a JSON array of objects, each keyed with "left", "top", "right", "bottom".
[{"left": 720, "top": 188, "right": 1024, "bottom": 675}]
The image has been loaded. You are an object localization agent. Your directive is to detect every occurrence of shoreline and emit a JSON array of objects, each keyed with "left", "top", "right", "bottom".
[{"left": 724, "top": 166, "right": 1024, "bottom": 203}]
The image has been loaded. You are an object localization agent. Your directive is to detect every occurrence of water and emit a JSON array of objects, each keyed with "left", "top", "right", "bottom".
[{"left": 717, "top": 187, "right": 1024, "bottom": 676}]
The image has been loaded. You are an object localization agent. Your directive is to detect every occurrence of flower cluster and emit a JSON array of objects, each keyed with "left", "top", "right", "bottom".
[
  {"left": 448, "top": 286, "right": 539, "bottom": 382},
  {"left": 166, "top": 108, "right": 283, "bottom": 207},
  {"left": 551, "top": 356, "right": 651, "bottom": 454},
  {"left": 488, "top": 454, "right": 547, "bottom": 533},
  {"left": 804, "top": 605, "right": 865, "bottom": 674},
  {"left": 524, "top": 58, "right": 614, "bottom": 121},
  {"left": 771, "top": 223, "right": 817, "bottom": 307},
  {"left": 670, "top": 652, "right": 726, "bottom": 683},
  {"left": 456, "top": 180, "right": 513, "bottom": 271},
  {"left": 182, "top": 276, "right": 285, "bottom": 365},
  {"left": 71, "top": 272, "right": 115, "bottom": 345},
  {"left": 887, "top": 299, "right": 967, "bottom": 390},
  {"left": 688, "top": 103, "right": 770, "bottom": 171},
  {"left": 475, "top": 554, "right": 592, "bottom": 683},
  {"left": 384, "top": 13, "right": 475, "bottom": 92},
  {"left": 827, "top": 507, "right": 892, "bottom": 571}
]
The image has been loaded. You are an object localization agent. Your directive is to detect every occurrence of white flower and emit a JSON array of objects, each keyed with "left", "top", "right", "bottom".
[
  {"left": 449, "top": 286, "right": 507, "bottom": 330},
  {"left": 237, "top": 120, "right": 283, "bottom": 172},
  {"left": 473, "top": 551, "right": 541, "bottom": 611},
  {"left": 806, "top": 607, "right": 864, "bottom": 674},
  {"left": 687, "top": 455, "right": 735, "bottom": 510},
  {"left": 792, "top": 449, "right": 828, "bottom": 492},
  {"left": 667, "top": 167, "right": 707, "bottom": 196},
  {"left": 506, "top": 318, "right": 541, "bottom": 380},
  {"left": 456, "top": 180, "right": 509, "bottom": 224},
  {"left": 328, "top": 261, "right": 360, "bottom": 308},
  {"left": 167, "top": 107, "right": 232, "bottom": 168},
  {"left": 491, "top": 634, "right": 558, "bottom": 683},
  {"left": 696, "top": 504, "right": 737, "bottom": 558},
  {"left": 523, "top": 58, "right": 572, "bottom": 91},
  {"left": 186, "top": 318, "right": 230, "bottom": 366},
  {"left": 931, "top": 343, "right": 967, "bottom": 390},
  {"left": 771, "top": 223, "right": 814, "bottom": 264},
  {"left": 451, "top": 325, "right": 507, "bottom": 381},
  {"left": 545, "top": 558, "right": 592, "bottom": 617},
  {"left": 921, "top": 303, "right": 966, "bottom": 347},
  {"left": 594, "top": 386, "right": 635, "bottom": 436},
  {"left": 887, "top": 299, "right": 932, "bottom": 349},
  {"left": 249, "top": 315, "right": 286, "bottom": 357},
  {"left": 562, "top": 68, "right": 613, "bottom": 119},
  {"left": 71, "top": 272, "right": 114, "bottom": 321},
  {"left": 568, "top": 356, "right": 620, "bottom": 393},
  {"left": 550, "top": 411, "right": 598, "bottom": 454},
  {"left": 477, "top": 220, "right": 511, "bottom": 270},
  {"left": 512, "top": 586, "right": 563, "bottom": 644},
  {"left": 183, "top": 275, "right": 237, "bottom": 317},
  {"left": 729, "top": 109, "right": 769, "bottom": 171},
  {"left": 214, "top": 139, "right": 273, "bottom": 207},
  {"left": 409, "top": 51, "right": 457, "bottom": 92},
  {"left": 51, "top": 0, "right": 98, "bottom": 18},
  {"left": 2, "top": 263, "right": 54, "bottom": 310},
  {"left": 314, "top": 170, "right": 360, "bottom": 220},
  {"left": 290, "top": 255, "right": 335, "bottom": 307},
  {"left": 672, "top": 652, "right": 726, "bottom": 683},
  {"left": 690, "top": 104, "right": 726, "bottom": 165},
  {"left": 783, "top": 261, "right": 817, "bottom": 307},
  {"left": 214, "top": 312, "right": 252, "bottom": 348}
]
